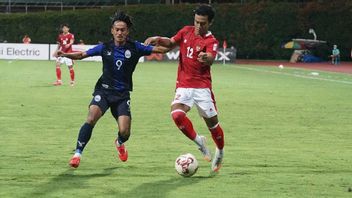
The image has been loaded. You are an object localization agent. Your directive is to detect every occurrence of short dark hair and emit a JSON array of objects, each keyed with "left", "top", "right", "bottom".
[
  {"left": 61, "top": 23, "right": 69, "bottom": 28},
  {"left": 111, "top": 11, "right": 133, "bottom": 28},
  {"left": 194, "top": 4, "right": 215, "bottom": 23}
]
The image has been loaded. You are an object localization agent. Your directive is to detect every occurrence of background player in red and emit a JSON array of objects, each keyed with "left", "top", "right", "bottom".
[
  {"left": 22, "top": 34, "right": 31, "bottom": 44},
  {"left": 145, "top": 4, "right": 225, "bottom": 172},
  {"left": 53, "top": 24, "right": 75, "bottom": 86}
]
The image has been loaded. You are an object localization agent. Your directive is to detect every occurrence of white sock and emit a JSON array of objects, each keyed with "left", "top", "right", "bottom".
[
  {"left": 73, "top": 153, "right": 81, "bottom": 157},
  {"left": 193, "top": 135, "right": 203, "bottom": 147}
]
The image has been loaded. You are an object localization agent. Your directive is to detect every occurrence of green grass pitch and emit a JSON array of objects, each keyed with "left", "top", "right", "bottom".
[{"left": 0, "top": 60, "right": 351, "bottom": 197}]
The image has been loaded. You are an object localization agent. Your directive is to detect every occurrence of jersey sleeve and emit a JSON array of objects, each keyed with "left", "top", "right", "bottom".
[
  {"left": 86, "top": 44, "right": 104, "bottom": 57},
  {"left": 70, "top": 34, "right": 75, "bottom": 41},
  {"left": 206, "top": 39, "right": 219, "bottom": 58},
  {"left": 135, "top": 41, "right": 153, "bottom": 56},
  {"left": 171, "top": 26, "right": 187, "bottom": 44}
]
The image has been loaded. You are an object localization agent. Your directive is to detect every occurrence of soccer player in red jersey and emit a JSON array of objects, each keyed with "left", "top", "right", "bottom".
[
  {"left": 53, "top": 24, "right": 75, "bottom": 86},
  {"left": 145, "top": 4, "right": 224, "bottom": 172}
]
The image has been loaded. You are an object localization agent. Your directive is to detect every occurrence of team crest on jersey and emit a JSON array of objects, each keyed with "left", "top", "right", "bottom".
[
  {"left": 106, "top": 51, "right": 112, "bottom": 56},
  {"left": 125, "top": 50, "right": 131, "bottom": 59},
  {"left": 94, "top": 95, "right": 101, "bottom": 102},
  {"left": 184, "top": 39, "right": 187, "bottom": 43},
  {"left": 196, "top": 45, "right": 201, "bottom": 52}
]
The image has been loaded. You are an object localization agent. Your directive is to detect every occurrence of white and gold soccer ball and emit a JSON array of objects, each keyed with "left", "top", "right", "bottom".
[{"left": 175, "top": 153, "right": 198, "bottom": 177}]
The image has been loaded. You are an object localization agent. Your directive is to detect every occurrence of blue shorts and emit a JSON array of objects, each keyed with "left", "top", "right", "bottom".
[{"left": 89, "top": 89, "right": 131, "bottom": 119}]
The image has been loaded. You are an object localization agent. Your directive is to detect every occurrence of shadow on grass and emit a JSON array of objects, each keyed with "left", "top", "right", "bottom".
[
  {"left": 26, "top": 166, "right": 119, "bottom": 197},
  {"left": 119, "top": 173, "right": 215, "bottom": 198},
  {"left": 26, "top": 166, "right": 217, "bottom": 197},
  {"left": 29, "top": 84, "right": 62, "bottom": 88}
]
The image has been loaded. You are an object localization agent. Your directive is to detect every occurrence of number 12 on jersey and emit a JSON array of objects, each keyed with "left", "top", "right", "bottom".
[{"left": 186, "top": 46, "right": 193, "bottom": 58}]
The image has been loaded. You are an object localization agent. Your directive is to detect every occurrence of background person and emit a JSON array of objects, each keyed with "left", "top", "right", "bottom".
[
  {"left": 22, "top": 34, "right": 31, "bottom": 44},
  {"left": 330, "top": 44, "right": 340, "bottom": 65},
  {"left": 53, "top": 24, "right": 75, "bottom": 86}
]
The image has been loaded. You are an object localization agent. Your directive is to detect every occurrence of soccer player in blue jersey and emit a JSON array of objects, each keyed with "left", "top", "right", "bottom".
[{"left": 57, "top": 11, "right": 169, "bottom": 168}]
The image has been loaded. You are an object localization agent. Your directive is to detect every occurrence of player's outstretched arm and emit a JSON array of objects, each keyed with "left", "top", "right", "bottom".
[
  {"left": 152, "top": 46, "right": 172, "bottom": 54},
  {"left": 144, "top": 36, "right": 177, "bottom": 49},
  {"left": 57, "top": 51, "right": 88, "bottom": 60}
]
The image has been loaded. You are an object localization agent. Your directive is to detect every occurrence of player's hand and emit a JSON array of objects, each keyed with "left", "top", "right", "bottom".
[
  {"left": 197, "top": 52, "right": 208, "bottom": 63},
  {"left": 144, "top": 36, "right": 160, "bottom": 46}
]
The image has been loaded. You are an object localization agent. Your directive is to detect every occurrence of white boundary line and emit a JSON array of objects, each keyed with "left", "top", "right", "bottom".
[{"left": 234, "top": 66, "right": 352, "bottom": 85}]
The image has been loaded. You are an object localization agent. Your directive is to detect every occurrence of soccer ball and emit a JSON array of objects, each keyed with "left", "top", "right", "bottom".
[{"left": 175, "top": 153, "right": 198, "bottom": 177}]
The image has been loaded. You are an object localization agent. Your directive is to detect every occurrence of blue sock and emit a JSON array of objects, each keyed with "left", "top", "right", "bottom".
[{"left": 75, "top": 123, "right": 94, "bottom": 154}]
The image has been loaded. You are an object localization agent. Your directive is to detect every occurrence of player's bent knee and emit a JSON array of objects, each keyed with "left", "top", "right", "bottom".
[
  {"left": 86, "top": 113, "right": 102, "bottom": 126},
  {"left": 171, "top": 110, "right": 186, "bottom": 125},
  {"left": 86, "top": 117, "right": 98, "bottom": 126},
  {"left": 204, "top": 116, "right": 219, "bottom": 128}
]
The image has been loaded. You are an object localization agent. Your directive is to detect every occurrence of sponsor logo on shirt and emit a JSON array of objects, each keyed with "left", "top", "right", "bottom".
[{"left": 196, "top": 45, "right": 201, "bottom": 52}]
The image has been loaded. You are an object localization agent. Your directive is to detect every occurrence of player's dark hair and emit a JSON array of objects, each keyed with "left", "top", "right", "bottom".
[
  {"left": 61, "top": 23, "right": 69, "bottom": 28},
  {"left": 194, "top": 4, "right": 215, "bottom": 23},
  {"left": 111, "top": 11, "right": 133, "bottom": 28}
]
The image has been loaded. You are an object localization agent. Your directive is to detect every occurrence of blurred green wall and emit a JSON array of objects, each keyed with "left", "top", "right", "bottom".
[{"left": 1, "top": 2, "right": 351, "bottom": 60}]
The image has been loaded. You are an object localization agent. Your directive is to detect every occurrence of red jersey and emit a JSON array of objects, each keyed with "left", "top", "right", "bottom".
[
  {"left": 57, "top": 33, "right": 74, "bottom": 53},
  {"left": 172, "top": 26, "right": 218, "bottom": 88}
]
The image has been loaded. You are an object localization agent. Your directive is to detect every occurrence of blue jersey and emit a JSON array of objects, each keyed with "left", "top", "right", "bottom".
[{"left": 86, "top": 40, "right": 153, "bottom": 92}]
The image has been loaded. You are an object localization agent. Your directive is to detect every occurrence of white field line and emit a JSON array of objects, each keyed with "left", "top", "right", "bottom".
[{"left": 234, "top": 66, "right": 352, "bottom": 85}]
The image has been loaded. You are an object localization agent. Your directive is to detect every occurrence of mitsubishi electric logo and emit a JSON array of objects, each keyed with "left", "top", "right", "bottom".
[{"left": 1, "top": 47, "right": 40, "bottom": 56}]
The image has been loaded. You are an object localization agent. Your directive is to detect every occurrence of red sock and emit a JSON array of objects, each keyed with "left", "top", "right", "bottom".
[
  {"left": 171, "top": 110, "right": 196, "bottom": 140},
  {"left": 56, "top": 66, "right": 61, "bottom": 81},
  {"left": 209, "top": 123, "right": 224, "bottom": 149},
  {"left": 69, "top": 68, "right": 75, "bottom": 81}
]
